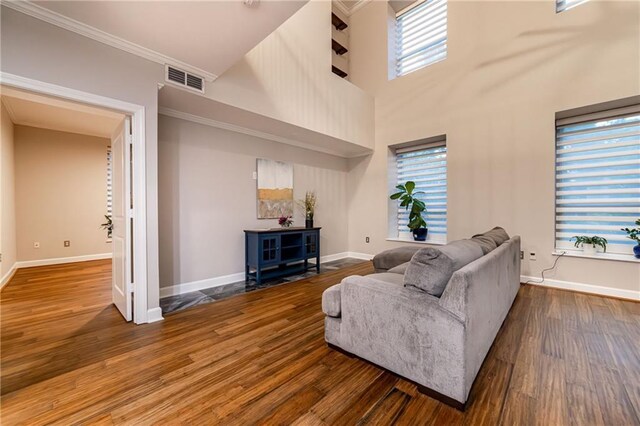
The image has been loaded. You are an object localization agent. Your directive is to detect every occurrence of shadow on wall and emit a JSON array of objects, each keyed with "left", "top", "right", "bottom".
[
  {"left": 382, "top": 1, "right": 640, "bottom": 119},
  {"left": 475, "top": 2, "right": 640, "bottom": 95},
  {"left": 158, "top": 120, "right": 181, "bottom": 290}
]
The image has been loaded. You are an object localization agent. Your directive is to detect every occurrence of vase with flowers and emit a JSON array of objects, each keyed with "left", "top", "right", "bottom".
[
  {"left": 278, "top": 215, "right": 293, "bottom": 228},
  {"left": 298, "top": 191, "right": 317, "bottom": 228}
]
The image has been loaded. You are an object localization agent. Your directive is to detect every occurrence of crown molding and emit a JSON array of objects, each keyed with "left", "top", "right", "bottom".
[
  {"left": 333, "top": 0, "right": 371, "bottom": 16},
  {"left": 158, "top": 107, "right": 364, "bottom": 159},
  {"left": 2, "top": 0, "right": 217, "bottom": 82}
]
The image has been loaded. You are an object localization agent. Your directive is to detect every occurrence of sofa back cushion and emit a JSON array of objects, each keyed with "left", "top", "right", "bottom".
[{"left": 404, "top": 240, "right": 484, "bottom": 296}]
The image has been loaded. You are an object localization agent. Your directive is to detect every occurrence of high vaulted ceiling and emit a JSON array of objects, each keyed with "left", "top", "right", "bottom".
[{"left": 31, "top": 0, "right": 307, "bottom": 79}]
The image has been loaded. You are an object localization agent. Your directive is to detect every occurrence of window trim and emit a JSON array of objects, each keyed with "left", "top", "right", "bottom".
[
  {"left": 556, "top": 0, "right": 589, "bottom": 13},
  {"left": 389, "top": 136, "right": 448, "bottom": 245},
  {"left": 553, "top": 102, "right": 640, "bottom": 256},
  {"left": 394, "top": 0, "right": 447, "bottom": 78}
]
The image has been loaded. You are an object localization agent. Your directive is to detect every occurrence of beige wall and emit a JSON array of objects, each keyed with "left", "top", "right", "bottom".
[
  {"left": 1, "top": 102, "right": 17, "bottom": 280},
  {"left": 158, "top": 114, "right": 349, "bottom": 289},
  {"left": 14, "top": 126, "right": 111, "bottom": 261},
  {"left": 207, "top": 0, "right": 375, "bottom": 150},
  {"left": 1, "top": 6, "right": 163, "bottom": 308},
  {"left": 348, "top": 1, "right": 640, "bottom": 293}
]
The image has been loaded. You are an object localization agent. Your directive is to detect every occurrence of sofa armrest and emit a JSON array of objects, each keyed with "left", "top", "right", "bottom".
[
  {"left": 322, "top": 284, "right": 341, "bottom": 318},
  {"left": 372, "top": 246, "right": 421, "bottom": 272}
]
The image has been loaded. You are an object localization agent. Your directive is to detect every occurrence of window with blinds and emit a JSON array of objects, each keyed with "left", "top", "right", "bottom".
[
  {"left": 395, "top": 141, "right": 447, "bottom": 242},
  {"left": 555, "top": 105, "right": 640, "bottom": 255},
  {"left": 106, "top": 146, "right": 113, "bottom": 218},
  {"left": 556, "top": 0, "right": 588, "bottom": 13},
  {"left": 395, "top": 0, "right": 447, "bottom": 78}
]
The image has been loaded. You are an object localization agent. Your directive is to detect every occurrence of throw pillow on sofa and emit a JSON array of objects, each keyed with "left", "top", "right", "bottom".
[
  {"left": 471, "top": 227, "right": 510, "bottom": 254},
  {"left": 404, "top": 239, "right": 484, "bottom": 297}
]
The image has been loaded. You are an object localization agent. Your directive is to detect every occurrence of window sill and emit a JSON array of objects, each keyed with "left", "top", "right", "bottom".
[
  {"left": 386, "top": 237, "right": 446, "bottom": 246},
  {"left": 553, "top": 250, "right": 639, "bottom": 263}
]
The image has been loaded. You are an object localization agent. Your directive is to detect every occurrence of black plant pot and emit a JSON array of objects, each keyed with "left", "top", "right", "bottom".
[
  {"left": 412, "top": 228, "right": 428, "bottom": 241},
  {"left": 305, "top": 219, "right": 314, "bottom": 229}
]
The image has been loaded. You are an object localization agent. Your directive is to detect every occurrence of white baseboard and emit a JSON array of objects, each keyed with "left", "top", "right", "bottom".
[
  {"left": 160, "top": 251, "right": 375, "bottom": 298},
  {"left": 346, "top": 251, "right": 375, "bottom": 260},
  {"left": 521, "top": 275, "right": 640, "bottom": 301},
  {"left": 0, "top": 263, "right": 18, "bottom": 289},
  {"left": 146, "top": 307, "right": 164, "bottom": 323},
  {"left": 15, "top": 253, "right": 112, "bottom": 269},
  {"left": 160, "top": 271, "right": 246, "bottom": 298}
]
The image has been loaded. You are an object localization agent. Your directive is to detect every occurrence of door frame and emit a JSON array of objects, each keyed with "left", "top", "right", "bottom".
[{"left": 1, "top": 72, "right": 150, "bottom": 324}]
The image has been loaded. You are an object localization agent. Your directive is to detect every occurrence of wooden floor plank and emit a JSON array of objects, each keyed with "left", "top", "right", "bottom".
[{"left": 1, "top": 260, "right": 639, "bottom": 424}]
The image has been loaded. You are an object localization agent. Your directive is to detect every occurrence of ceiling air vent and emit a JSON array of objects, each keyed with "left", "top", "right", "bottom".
[{"left": 165, "top": 65, "right": 205, "bottom": 94}]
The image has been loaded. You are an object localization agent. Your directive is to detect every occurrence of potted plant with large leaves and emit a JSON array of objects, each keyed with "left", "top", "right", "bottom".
[
  {"left": 621, "top": 219, "right": 640, "bottom": 258},
  {"left": 390, "top": 181, "right": 428, "bottom": 241}
]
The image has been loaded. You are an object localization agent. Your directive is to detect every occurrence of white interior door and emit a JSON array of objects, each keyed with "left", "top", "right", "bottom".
[{"left": 111, "top": 117, "right": 132, "bottom": 321}]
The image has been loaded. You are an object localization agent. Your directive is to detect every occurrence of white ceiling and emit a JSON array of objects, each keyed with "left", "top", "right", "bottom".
[
  {"left": 33, "top": 0, "right": 307, "bottom": 79},
  {"left": 1, "top": 86, "right": 124, "bottom": 139}
]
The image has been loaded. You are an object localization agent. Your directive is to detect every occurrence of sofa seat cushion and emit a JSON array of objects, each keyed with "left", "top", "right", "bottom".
[
  {"left": 404, "top": 239, "right": 484, "bottom": 297},
  {"left": 372, "top": 246, "right": 421, "bottom": 272},
  {"left": 388, "top": 262, "right": 409, "bottom": 275},
  {"left": 322, "top": 284, "right": 342, "bottom": 318}
]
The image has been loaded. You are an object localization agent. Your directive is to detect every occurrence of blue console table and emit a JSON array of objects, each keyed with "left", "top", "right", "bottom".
[{"left": 244, "top": 227, "right": 321, "bottom": 285}]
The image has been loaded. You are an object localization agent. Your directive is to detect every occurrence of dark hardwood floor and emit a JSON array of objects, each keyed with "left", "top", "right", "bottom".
[{"left": 1, "top": 259, "right": 639, "bottom": 425}]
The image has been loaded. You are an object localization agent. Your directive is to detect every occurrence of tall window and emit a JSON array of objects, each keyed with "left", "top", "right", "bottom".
[
  {"left": 395, "top": 0, "right": 447, "bottom": 78},
  {"left": 106, "top": 146, "right": 113, "bottom": 217},
  {"left": 394, "top": 140, "right": 447, "bottom": 243},
  {"left": 555, "top": 105, "right": 640, "bottom": 255},
  {"left": 556, "top": 0, "right": 588, "bottom": 13}
]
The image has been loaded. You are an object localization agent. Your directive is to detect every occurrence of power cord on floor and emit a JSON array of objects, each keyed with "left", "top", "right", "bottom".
[{"left": 525, "top": 251, "right": 566, "bottom": 285}]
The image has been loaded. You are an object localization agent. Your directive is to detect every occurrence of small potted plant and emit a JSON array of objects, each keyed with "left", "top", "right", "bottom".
[
  {"left": 621, "top": 219, "right": 640, "bottom": 259},
  {"left": 571, "top": 235, "right": 608, "bottom": 255},
  {"left": 390, "top": 181, "right": 428, "bottom": 241},
  {"left": 278, "top": 215, "right": 293, "bottom": 228},
  {"left": 100, "top": 215, "right": 113, "bottom": 239},
  {"left": 298, "top": 191, "right": 317, "bottom": 228}
]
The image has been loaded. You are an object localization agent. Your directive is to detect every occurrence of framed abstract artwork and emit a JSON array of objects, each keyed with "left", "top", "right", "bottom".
[{"left": 256, "top": 159, "right": 293, "bottom": 219}]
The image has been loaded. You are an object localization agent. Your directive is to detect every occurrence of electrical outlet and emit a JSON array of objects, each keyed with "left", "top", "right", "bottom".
[
  {"left": 529, "top": 252, "right": 537, "bottom": 261},
  {"left": 365, "top": 237, "right": 370, "bottom": 243},
  {"left": 64, "top": 240, "right": 71, "bottom": 247},
  {"left": 34, "top": 242, "right": 40, "bottom": 249},
  {"left": 520, "top": 250, "right": 524, "bottom": 260}
]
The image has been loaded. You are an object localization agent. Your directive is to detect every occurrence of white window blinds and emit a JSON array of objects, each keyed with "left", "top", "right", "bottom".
[
  {"left": 107, "top": 146, "right": 113, "bottom": 217},
  {"left": 555, "top": 105, "right": 640, "bottom": 255},
  {"left": 396, "top": 0, "right": 447, "bottom": 77},
  {"left": 556, "top": 0, "right": 588, "bottom": 13},
  {"left": 396, "top": 141, "right": 447, "bottom": 242}
]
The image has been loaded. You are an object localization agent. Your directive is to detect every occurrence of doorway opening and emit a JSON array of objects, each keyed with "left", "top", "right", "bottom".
[{"left": 0, "top": 82, "right": 147, "bottom": 323}]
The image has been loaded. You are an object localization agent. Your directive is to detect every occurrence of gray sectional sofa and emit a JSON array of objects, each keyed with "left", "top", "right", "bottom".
[{"left": 322, "top": 228, "right": 521, "bottom": 409}]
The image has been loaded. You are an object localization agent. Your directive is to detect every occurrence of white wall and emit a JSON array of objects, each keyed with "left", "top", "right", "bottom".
[
  {"left": 207, "top": 0, "right": 375, "bottom": 150},
  {"left": 14, "top": 126, "right": 111, "bottom": 262},
  {"left": 158, "top": 114, "right": 349, "bottom": 289},
  {"left": 1, "top": 6, "right": 163, "bottom": 308},
  {"left": 1, "top": 102, "right": 17, "bottom": 282},
  {"left": 347, "top": 1, "right": 640, "bottom": 294}
]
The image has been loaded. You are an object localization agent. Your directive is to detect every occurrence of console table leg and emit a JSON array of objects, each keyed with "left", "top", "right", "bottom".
[
  {"left": 256, "top": 268, "right": 261, "bottom": 285},
  {"left": 316, "top": 255, "right": 320, "bottom": 273}
]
